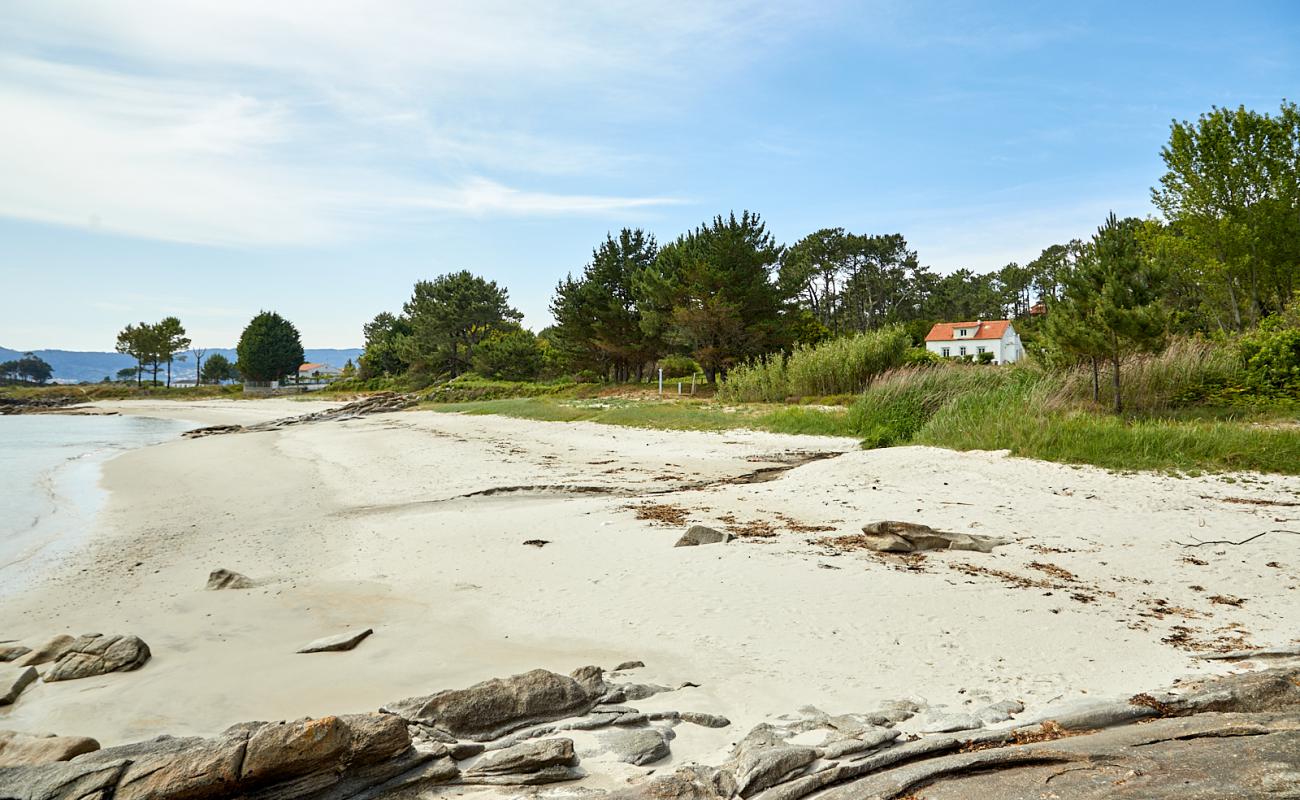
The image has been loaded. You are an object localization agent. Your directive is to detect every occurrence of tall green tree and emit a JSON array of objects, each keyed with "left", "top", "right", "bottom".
[
  {"left": 1151, "top": 102, "right": 1300, "bottom": 329},
  {"left": 401, "top": 271, "right": 521, "bottom": 377},
  {"left": 780, "top": 230, "right": 925, "bottom": 334},
  {"left": 200, "top": 353, "right": 238, "bottom": 384},
  {"left": 635, "top": 212, "right": 786, "bottom": 382},
  {"left": 236, "top": 311, "right": 305, "bottom": 382},
  {"left": 1049, "top": 214, "right": 1168, "bottom": 413},
  {"left": 359, "top": 312, "right": 411, "bottom": 378},
  {"left": 549, "top": 228, "right": 659, "bottom": 380},
  {"left": 154, "top": 316, "right": 190, "bottom": 388}
]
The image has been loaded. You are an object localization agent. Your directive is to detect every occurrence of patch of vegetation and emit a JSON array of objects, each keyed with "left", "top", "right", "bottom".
[
  {"left": 0, "top": 383, "right": 244, "bottom": 403},
  {"left": 719, "top": 326, "right": 911, "bottom": 402}
]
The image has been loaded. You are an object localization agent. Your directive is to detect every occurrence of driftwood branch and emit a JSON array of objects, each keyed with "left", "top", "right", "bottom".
[{"left": 1175, "top": 529, "right": 1299, "bottom": 548}]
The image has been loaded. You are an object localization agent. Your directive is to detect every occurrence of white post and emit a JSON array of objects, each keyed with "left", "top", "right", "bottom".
[
  {"left": 678, "top": 381, "right": 682, "bottom": 395},
  {"left": 691, "top": 373, "right": 696, "bottom": 395},
  {"left": 658, "top": 368, "right": 663, "bottom": 396}
]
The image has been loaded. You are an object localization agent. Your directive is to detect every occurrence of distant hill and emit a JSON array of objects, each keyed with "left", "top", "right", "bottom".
[{"left": 0, "top": 346, "right": 364, "bottom": 384}]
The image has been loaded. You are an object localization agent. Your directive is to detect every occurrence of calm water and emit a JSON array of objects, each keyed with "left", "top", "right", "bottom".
[{"left": 0, "top": 414, "right": 194, "bottom": 596}]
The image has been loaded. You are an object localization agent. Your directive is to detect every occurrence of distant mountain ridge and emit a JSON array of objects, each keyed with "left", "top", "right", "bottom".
[{"left": 0, "top": 346, "right": 364, "bottom": 383}]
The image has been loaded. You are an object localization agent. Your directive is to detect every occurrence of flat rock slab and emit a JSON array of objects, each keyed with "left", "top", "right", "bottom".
[
  {"left": 13, "top": 635, "right": 74, "bottom": 668},
  {"left": 296, "top": 628, "right": 373, "bottom": 653},
  {"left": 857, "top": 521, "right": 1008, "bottom": 553},
  {"left": 43, "top": 634, "right": 151, "bottom": 682},
  {"left": 0, "top": 666, "right": 38, "bottom": 705},
  {"left": 675, "top": 525, "right": 734, "bottom": 547}
]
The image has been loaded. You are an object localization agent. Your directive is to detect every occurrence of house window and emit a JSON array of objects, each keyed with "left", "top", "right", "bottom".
[
  {"left": 959, "top": 346, "right": 967, "bottom": 356},
  {"left": 958, "top": 329, "right": 967, "bottom": 337},
  {"left": 976, "top": 346, "right": 985, "bottom": 354},
  {"left": 941, "top": 347, "right": 950, "bottom": 357}
]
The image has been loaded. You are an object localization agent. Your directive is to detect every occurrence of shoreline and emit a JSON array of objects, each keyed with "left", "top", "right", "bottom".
[{"left": 2, "top": 399, "right": 1297, "bottom": 766}]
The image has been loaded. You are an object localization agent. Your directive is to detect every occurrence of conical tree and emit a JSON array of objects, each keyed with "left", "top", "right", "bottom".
[{"left": 236, "top": 311, "right": 305, "bottom": 383}]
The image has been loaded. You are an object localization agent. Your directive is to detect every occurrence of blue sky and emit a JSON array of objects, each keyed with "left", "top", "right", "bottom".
[{"left": 2, "top": 1, "right": 1297, "bottom": 350}]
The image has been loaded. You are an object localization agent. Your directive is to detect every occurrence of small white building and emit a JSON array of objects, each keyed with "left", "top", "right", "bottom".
[{"left": 924, "top": 320, "right": 1023, "bottom": 364}]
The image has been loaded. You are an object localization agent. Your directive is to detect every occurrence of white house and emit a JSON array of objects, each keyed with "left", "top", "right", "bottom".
[{"left": 924, "top": 320, "right": 1023, "bottom": 364}]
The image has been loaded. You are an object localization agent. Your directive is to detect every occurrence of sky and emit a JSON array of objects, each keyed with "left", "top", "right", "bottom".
[{"left": 1, "top": 1, "right": 1297, "bottom": 350}]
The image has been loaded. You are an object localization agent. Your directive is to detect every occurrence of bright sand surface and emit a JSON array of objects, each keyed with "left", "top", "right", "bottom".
[{"left": 2, "top": 398, "right": 1298, "bottom": 771}]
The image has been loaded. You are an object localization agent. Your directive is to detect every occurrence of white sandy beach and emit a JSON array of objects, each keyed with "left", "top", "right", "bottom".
[{"left": 2, "top": 398, "right": 1298, "bottom": 774}]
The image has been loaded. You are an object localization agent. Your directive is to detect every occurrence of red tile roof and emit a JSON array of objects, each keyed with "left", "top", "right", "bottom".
[
  {"left": 924, "top": 320, "right": 1011, "bottom": 342},
  {"left": 298, "top": 362, "right": 324, "bottom": 372}
]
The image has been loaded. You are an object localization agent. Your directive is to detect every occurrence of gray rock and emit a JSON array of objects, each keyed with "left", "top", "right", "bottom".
[
  {"left": 819, "top": 727, "right": 899, "bottom": 759},
  {"left": 0, "top": 666, "right": 38, "bottom": 705},
  {"left": 593, "top": 728, "right": 671, "bottom": 766},
  {"left": 42, "top": 634, "right": 150, "bottom": 682},
  {"left": 620, "top": 683, "right": 672, "bottom": 701},
  {"left": 0, "top": 730, "right": 100, "bottom": 767},
  {"left": 569, "top": 665, "right": 608, "bottom": 696},
  {"left": 681, "top": 711, "right": 732, "bottom": 728},
  {"left": 675, "top": 525, "right": 734, "bottom": 547},
  {"left": 296, "top": 628, "right": 373, "bottom": 654},
  {"left": 0, "top": 757, "right": 128, "bottom": 800},
  {"left": 919, "top": 712, "right": 983, "bottom": 733},
  {"left": 459, "top": 764, "right": 584, "bottom": 785},
  {"left": 854, "top": 521, "right": 1009, "bottom": 553},
  {"left": 0, "top": 645, "right": 31, "bottom": 663},
  {"left": 733, "top": 744, "right": 818, "bottom": 797},
  {"left": 13, "top": 635, "right": 74, "bottom": 667},
  {"left": 205, "top": 568, "right": 255, "bottom": 590},
  {"left": 450, "top": 742, "right": 485, "bottom": 760},
  {"left": 614, "top": 660, "right": 645, "bottom": 671},
  {"left": 383, "top": 668, "right": 596, "bottom": 741},
  {"left": 465, "top": 737, "right": 577, "bottom": 776},
  {"left": 605, "top": 765, "right": 737, "bottom": 800},
  {"left": 975, "top": 699, "right": 1024, "bottom": 724},
  {"left": 74, "top": 730, "right": 251, "bottom": 799}
]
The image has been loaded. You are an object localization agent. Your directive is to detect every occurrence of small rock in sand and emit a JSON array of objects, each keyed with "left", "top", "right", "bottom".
[
  {"left": 0, "top": 645, "right": 31, "bottom": 663},
  {"left": 205, "top": 568, "right": 255, "bottom": 590},
  {"left": 523, "top": 539, "right": 550, "bottom": 548},
  {"left": 1, "top": 666, "right": 38, "bottom": 705},
  {"left": 296, "top": 628, "right": 373, "bottom": 654},
  {"left": 856, "top": 521, "right": 1009, "bottom": 553},
  {"left": 614, "top": 660, "right": 645, "bottom": 671},
  {"left": 674, "top": 525, "right": 733, "bottom": 547},
  {"left": 592, "top": 728, "right": 671, "bottom": 766}
]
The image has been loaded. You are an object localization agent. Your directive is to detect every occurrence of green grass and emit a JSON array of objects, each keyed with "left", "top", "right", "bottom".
[
  {"left": 0, "top": 383, "right": 245, "bottom": 402},
  {"left": 850, "top": 361, "right": 1300, "bottom": 475},
  {"left": 427, "top": 396, "right": 858, "bottom": 437}
]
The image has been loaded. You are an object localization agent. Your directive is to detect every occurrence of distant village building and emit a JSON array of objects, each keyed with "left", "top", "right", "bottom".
[
  {"left": 924, "top": 320, "right": 1023, "bottom": 364},
  {"left": 297, "top": 362, "right": 341, "bottom": 380},
  {"left": 1029, "top": 302, "right": 1048, "bottom": 316}
]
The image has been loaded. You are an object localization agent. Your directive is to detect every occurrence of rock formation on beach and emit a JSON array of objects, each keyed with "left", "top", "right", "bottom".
[{"left": 0, "top": 661, "right": 1296, "bottom": 799}]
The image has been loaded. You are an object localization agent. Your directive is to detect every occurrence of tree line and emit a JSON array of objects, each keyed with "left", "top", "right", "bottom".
[
  {"left": 349, "top": 101, "right": 1300, "bottom": 397},
  {"left": 112, "top": 311, "right": 304, "bottom": 386},
  {"left": 0, "top": 353, "right": 53, "bottom": 384}
]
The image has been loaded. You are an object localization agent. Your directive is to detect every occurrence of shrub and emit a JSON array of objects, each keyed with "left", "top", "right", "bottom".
[
  {"left": 719, "top": 327, "right": 911, "bottom": 402},
  {"left": 1048, "top": 337, "right": 1247, "bottom": 412},
  {"left": 658, "top": 354, "right": 702, "bottom": 380},
  {"left": 1240, "top": 318, "right": 1300, "bottom": 394}
]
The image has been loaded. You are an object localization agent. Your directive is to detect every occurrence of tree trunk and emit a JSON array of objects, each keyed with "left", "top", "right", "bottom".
[
  {"left": 1090, "top": 357, "right": 1099, "bottom": 403},
  {"left": 166, "top": 359, "right": 172, "bottom": 388},
  {"left": 1112, "top": 353, "right": 1122, "bottom": 415}
]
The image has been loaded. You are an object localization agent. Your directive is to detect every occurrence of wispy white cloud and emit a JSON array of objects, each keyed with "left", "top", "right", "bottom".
[{"left": 0, "top": 1, "right": 828, "bottom": 245}]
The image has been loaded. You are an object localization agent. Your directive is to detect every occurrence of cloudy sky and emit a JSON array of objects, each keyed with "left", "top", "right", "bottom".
[{"left": 2, "top": 1, "right": 1297, "bottom": 350}]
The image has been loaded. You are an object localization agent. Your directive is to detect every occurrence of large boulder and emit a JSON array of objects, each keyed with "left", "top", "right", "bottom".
[
  {"left": 72, "top": 731, "right": 249, "bottom": 800},
  {"left": 43, "top": 634, "right": 150, "bottom": 682},
  {"left": 591, "top": 728, "right": 671, "bottom": 766},
  {"left": 855, "top": 521, "right": 1008, "bottom": 553},
  {"left": 0, "top": 666, "right": 38, "bottom": 705},
  {"left": 0, "top": 731, "right": 100, "bottom": 767},
  {"left": 383, "top": 669, "right": 596, "bottom": 741},
  {"left": 241, "top": 717, "right": 351, "bottom": 785},
  {"left": 0, "top": 757, "right": 129, "bottom": 800}
]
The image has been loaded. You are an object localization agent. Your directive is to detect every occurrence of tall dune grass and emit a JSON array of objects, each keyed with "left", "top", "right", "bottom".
[
  {"left": 720, "top": 327, "right": 911, "bottom": 402},
  {"left": 1049, "top": 338, "right": 1246, "bottom": 413}
]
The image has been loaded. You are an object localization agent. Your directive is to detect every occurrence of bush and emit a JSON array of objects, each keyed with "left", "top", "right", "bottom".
[
  {"left": 657, "top": 354, "right": 702, "bottom": 380},
  {"left": 719, "top": 327, "right": 911, "bottom": 402},
  {"left": 1049, "top": 337, "right": 1247, "bottom": 412},
  {"left": 1240, "top": 318, "right": 1300, "bottom": 394}
]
